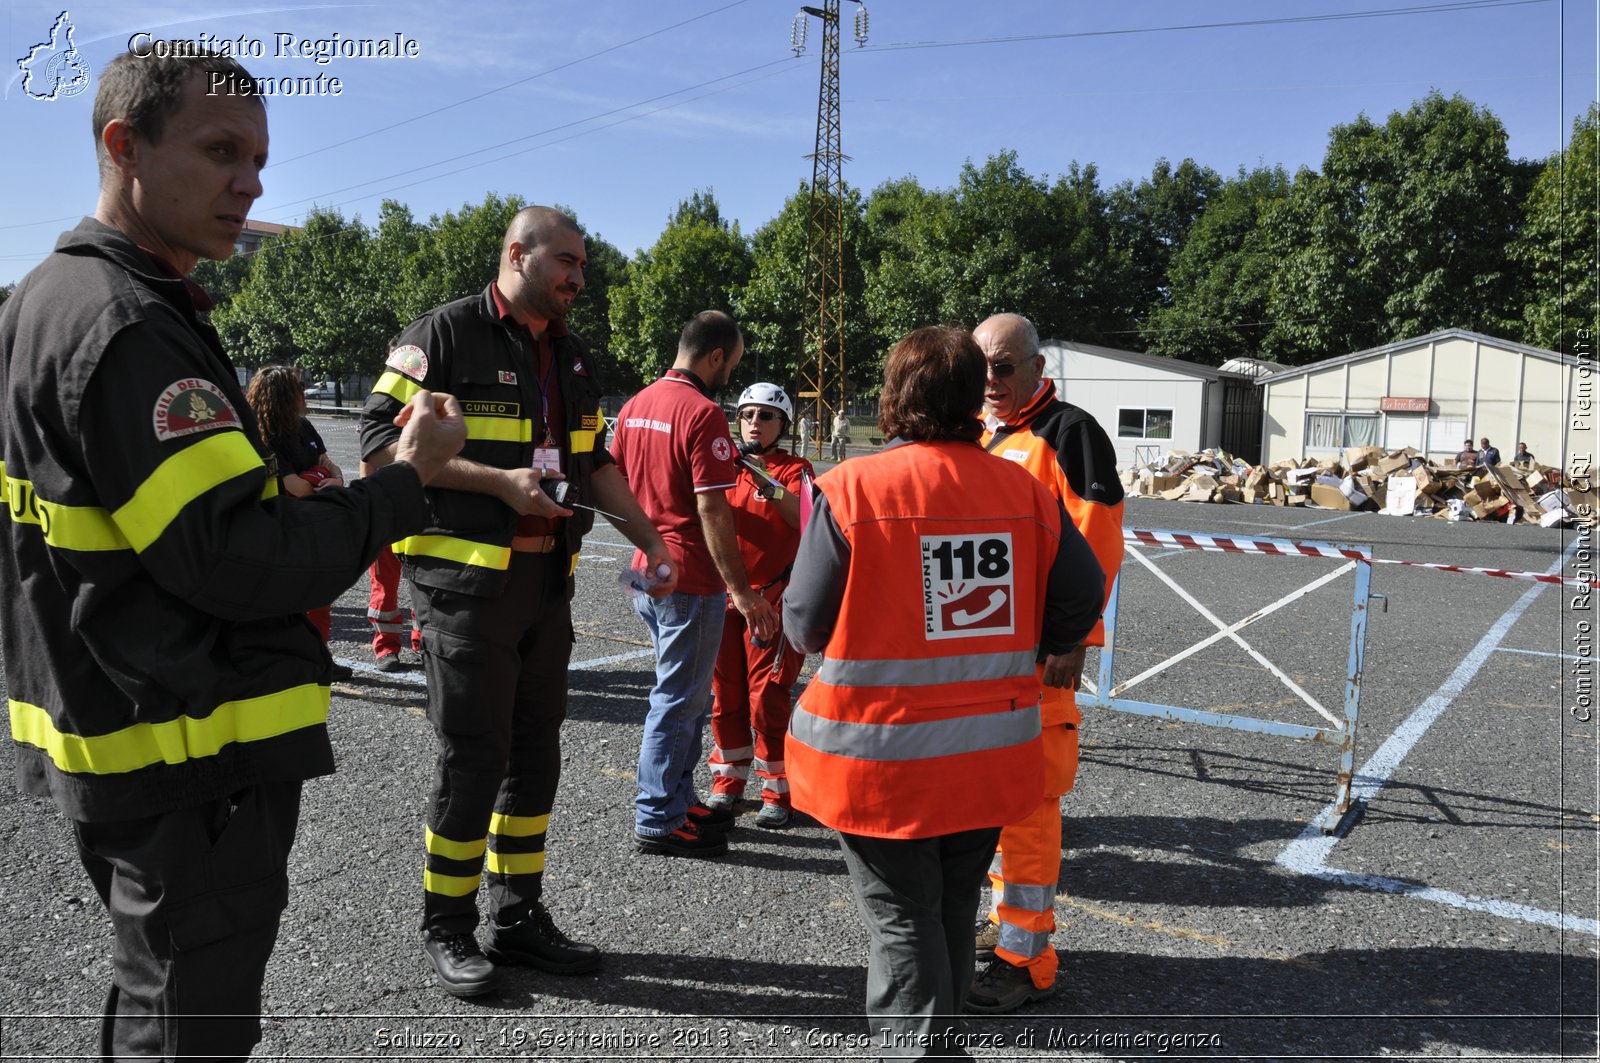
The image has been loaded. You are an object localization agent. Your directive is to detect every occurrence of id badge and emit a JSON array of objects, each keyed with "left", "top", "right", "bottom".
[{"left": 533, "top": 446, "right": 561, "bottom": 473}]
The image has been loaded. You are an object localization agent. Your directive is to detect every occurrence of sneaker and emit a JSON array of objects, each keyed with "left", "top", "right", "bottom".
[
  {"left": 965, "top": 957, "right": 1052, "bottom": 1014},
  {"left": 422, "top": 932, "right": 498, "bottom": 998},
  {"left": 635, "top": 820, "right": 729, "bottom": 858},
  {"left": 974, "top": 918, "right": 1000, "bottom": 963},
  {"left": 703, "top": 791, "right": 738, "bottom": 812},
  {"left": 375, "top": 653, "right": 409, "bottom": 673},
  {"left": 755, "top": 802, "right": 790, "bottom": 830},
  {"left": 330, "top": 662, "right": 354, "bottom": 681},
  {"left": 484, "top": 902, "right": 601, "bottom": 975},
  {"left": 685, "top": 801, "right": 737, "bottom": 834}
]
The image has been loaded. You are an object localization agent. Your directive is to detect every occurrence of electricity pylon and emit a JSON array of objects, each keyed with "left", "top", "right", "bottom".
[{"left": 792, "top": 1, "right": 867, "bottom": 459}]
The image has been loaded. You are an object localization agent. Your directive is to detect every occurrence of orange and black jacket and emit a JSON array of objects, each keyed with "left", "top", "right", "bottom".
[
  {"left": 0, "top": 219, "right": 430, "bottom": 821},
  {"left": 981, "top": 379, "right": 1124, "bottom": 648}
]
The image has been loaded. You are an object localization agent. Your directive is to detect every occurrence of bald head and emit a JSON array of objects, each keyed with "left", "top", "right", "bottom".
[
  {"left": 974, "top": 313, "right": 1046, "bottom": 425},
  {"left": 497, "top": 205, "right": 586, "bottom": 330},
  {"left": 502, "top": 205, "right": 581, "bottom": 257}
]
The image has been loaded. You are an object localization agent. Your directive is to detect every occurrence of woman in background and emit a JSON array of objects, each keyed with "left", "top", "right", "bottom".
[{"left": 246, "top": 365, "right": 345, "bottom": 642}]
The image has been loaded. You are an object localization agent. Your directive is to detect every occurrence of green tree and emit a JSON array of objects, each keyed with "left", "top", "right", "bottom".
[
  {"left": 608, "top": 190, "right": 753, "bottom": 383},
  {"left": 1265, "top": 92, "right": 1524, "bottom": 361},
  {"left": 190, "top": 252, "right": 253, "bottom": 315},
  {"left": 1142, "top": 166, "right": 1292, "bottom": 364},
  {"left": 739, "top": 181, "right": 872, "bottom": 396},
  {"left": 1517, "top": 104, "right": 1599, "bottom": 354},
  {"left": 1041, "top": 162, "right": 1131, "bottom": 344},
  {"left": 406, "top": 193, "right": 528, "bottom": 319},
  {"left": 1108, "top": 157, "right": 1223, "bottom": 331},
  {"left": 215, "top": 208, "right": 390, "bottom": 403},
  {"left": 564, "top": 224, "right": 632, "bottom": 391},
  {"left": 861, "top": 175, "right": 950, "bottom": 360}
]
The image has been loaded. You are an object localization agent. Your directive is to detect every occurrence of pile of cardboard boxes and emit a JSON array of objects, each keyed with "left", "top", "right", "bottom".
[{"left": 1122, "top": 447, "right": 1592, "bottom": 527}]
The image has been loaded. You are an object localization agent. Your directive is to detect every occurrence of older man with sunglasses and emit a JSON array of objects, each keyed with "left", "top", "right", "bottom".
[{"left": 967, "top": 313, "right": 1125, "bottom": 1014}]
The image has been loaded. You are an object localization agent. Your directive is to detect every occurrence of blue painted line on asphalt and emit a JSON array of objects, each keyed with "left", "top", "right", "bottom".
[{"left": 1275, "top": 538, "right": 1591, "bottom": 936}]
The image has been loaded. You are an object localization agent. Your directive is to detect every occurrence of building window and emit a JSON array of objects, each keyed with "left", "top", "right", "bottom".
[
  {"left": 1306, "top": 411, "right": 1381, "bottom": 450},
  {"left": 1118, "top": 407, "right": 1173, "bottom": 440}
]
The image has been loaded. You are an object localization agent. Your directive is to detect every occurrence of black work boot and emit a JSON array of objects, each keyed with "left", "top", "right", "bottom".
[
  {"left": 484, "top": 902, "right": 602, "bottom": 975},
  {"left": 422, "top": 932, "right": 498, "bottom": 997}
]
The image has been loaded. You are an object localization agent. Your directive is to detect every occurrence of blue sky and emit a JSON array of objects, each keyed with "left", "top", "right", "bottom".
[{"left": 2, "top": 0, "right": 1594, "bottom": 286}]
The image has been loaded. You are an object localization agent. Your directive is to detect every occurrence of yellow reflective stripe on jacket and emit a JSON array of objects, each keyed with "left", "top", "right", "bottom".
[
  {"left": 113, "top": 431, "right": 264, "bottom": 553},
  {"left": 568, "top": 426, "right": 597, "bottom": 454},
  {"left": 374, "top": 371, "right": 423, "bottom": 405},
  {"left": 1, "top": 461, "right": 131, "bottom": 553},
  {"left": 9, "top": 684, "right": 330, "bottom": 776},
  {"left": 393, "top": 534, "right": 511, "bottom": 571},
  {"left": 464, "top": 416, "right": 534, "bottom": 444},
  {"left": 423, "top": 870, "right": 481, "bottom": 897},
  {"left": 261, "top": 477, "right": 279, "bottom": 500},
  {"left": 486, "top": 849, "right": 545, "bottom": 876},
  {"left": 425, "top": 826, "right": 487, "bottom": 861},
  {"left": 489, "top": 812, "right": 550, "bottom": 837}
]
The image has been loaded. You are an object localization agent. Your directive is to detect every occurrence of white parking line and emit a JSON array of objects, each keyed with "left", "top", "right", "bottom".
[
  {"left": 1497, "top": 647, "right": 1586, "bottom": 662},
  {"left": 1293, "top": 511, "right": 1368, "bottom": 529},
  {"left": 1274, "top": 539, "right": 1593, "bottom": 936},
  {"left": 332, "top": 647, "right": 654, "bottom": 687}
]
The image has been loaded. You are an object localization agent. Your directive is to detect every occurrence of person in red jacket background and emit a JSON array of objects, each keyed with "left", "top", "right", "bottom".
[
  {"left": 784, "top": 326, "right": 1104, "bottom": 1054},
  {"left": 704, "top": 382, "right": 814, "bottom": 829}
]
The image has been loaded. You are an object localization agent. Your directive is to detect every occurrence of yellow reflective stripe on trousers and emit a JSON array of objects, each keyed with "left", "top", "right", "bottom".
[
  {"left": 113, "top": 431, "right": 265, "bottom": 553},
  {"left": 489, "top": 812, "right": 550, "bottom": 837},
  {"left": 424, "top": 826, "right": 487, "bottom": 861},
  {"left": 1, "top": 461, "right": 131, "bottom": 553},
  {"left": 424, "top": 870, "right": 481, "bottom": 897},
  {"left": 789, "top": 702, "right": 1040, "bottom": 763},
  {"left": 393, "top": 534, "right": 511, "bottom": 571},
  {"left": 374, "top": 371, "right": 423, "bottom": 405},
  {"left": 817, "top": 648, "right": 1037, "bottom": 688},
  {"left": 465, "top": 416, "right": 534, "bottom": 443},
  {"left": 8, "top": 684, "right": 330, "bottom": 776},
  {"left": 485, "top": 850, "right": 546, "bottom": 876}
]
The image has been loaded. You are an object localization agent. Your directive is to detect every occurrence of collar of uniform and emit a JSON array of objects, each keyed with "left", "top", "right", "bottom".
[
  {"left": 1005, "top": 378, "right": 1056, "bottom": 430},
  {"left": 137, "top": 246, "right": 215, "bottom": 313},
  {"left": 664, "top": 367, "right": 712, "bottom": 398}
]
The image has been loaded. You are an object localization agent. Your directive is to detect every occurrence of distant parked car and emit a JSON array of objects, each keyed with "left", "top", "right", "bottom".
[{"left": 303, "top": 380, "right": 339, "bottom": 400}]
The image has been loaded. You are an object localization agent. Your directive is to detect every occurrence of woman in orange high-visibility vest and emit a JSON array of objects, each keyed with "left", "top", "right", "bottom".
[{"left": 783, "top": 326, "right": 1105, "bottom": 1054}]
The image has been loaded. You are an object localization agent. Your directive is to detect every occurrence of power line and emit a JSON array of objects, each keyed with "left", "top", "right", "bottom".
[
  {"left": 268, "top": 0, "right": 754, "bottom": 168},
  {"left": 860, "top": 0, "right": 1550, "bottom": 55}
]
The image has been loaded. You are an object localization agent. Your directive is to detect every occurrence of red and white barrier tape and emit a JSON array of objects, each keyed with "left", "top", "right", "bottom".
[{"left": 1125, "top": 528, "right": 1595, "bottom": 590}]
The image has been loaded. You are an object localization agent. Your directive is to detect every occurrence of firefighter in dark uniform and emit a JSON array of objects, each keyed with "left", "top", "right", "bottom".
[
  {"left": 0, "top": 50, "right": 465, "bottom": 1059},
  {"left": 359, "top": 206, "right": 673, "bottom": 998}
]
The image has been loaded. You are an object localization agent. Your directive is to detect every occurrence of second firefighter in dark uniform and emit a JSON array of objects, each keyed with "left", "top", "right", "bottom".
[{"left": 359, "top": 206, "right": 672, "bottom": 997}]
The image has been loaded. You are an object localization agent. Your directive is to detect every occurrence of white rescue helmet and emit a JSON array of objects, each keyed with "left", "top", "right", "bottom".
[{"left": 737, "top": 382, "right": 793, "bottom": 421}]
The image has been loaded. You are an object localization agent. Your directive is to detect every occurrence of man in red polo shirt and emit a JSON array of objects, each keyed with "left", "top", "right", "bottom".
[{"left": 610, "top": 310, "right": 779, "bottom": 858}]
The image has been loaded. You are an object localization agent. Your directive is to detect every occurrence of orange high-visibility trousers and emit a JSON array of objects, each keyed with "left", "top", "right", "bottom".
[{"left": 987, "top": 699, "right": 1078, "bottom": 990}]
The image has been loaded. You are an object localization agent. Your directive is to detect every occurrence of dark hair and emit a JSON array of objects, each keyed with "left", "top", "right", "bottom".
[
  {"left": 678, "top": 310, "right": 741, "bottom": 364},
  {"left": 93, "top": 49, "right": 261, "bottom": 177},
  {"left": 878, "top": 326, "right": 985, "bottom": 444},
  {"left": 245, "top": 365, "right": 304, "bottom": 449}
]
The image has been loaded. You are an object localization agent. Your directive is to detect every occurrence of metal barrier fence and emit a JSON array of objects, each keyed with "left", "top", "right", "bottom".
[{"left": 1077, "top": 527, "right": 1376, "bottom": 834}]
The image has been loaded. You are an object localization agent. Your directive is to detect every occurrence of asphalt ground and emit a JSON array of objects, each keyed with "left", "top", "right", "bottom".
[{"left": 0, "top": 415, "right": 1595, "bottom": 1060}]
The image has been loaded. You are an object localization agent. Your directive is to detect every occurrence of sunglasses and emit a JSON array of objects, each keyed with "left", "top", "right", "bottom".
[
  {"left": 739, "top": 408, "right": 778, "bottom": 423},
  {"left": 986, "top": 360, "right": 1019, "bottom": 379}
]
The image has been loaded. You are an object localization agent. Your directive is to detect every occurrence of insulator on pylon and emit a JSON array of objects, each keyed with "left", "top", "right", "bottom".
[
  {"left": 791, "top": 14, "right": 808, "bottom": 55},
  {"left": 853, "top": 4, "right": 869, "bottom": 46}
]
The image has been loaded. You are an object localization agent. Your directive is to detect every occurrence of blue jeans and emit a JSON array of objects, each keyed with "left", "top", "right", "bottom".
[{"left": 632, "top": 590, "right": 727, "bottom": 835}]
